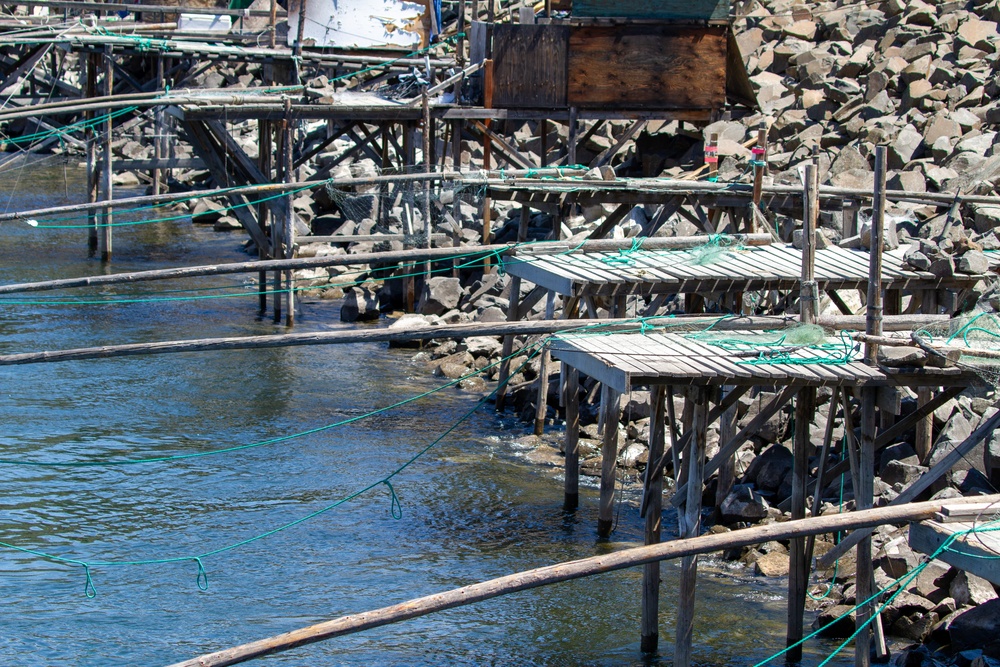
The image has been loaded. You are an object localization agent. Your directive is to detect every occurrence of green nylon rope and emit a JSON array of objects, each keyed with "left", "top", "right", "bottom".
[
  {"left": 753, "top": 517, "right": 1000, "bottom": 667},
  {"left": 0, "top": 341, "right": 545, "bottom": 597},
  {"left": 1, "top": 106, "right": 138, "bottom": 147},
  {"left": 0, "top": 330, "right": 542, "bottom": 467},
  {"left": 27, "top": 182, "right": 318, "bottom": 229}
]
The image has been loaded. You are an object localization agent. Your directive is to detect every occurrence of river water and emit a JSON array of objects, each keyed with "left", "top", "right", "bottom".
[{"left": 0, "top": 163, "right": 853, "bottom": 666}]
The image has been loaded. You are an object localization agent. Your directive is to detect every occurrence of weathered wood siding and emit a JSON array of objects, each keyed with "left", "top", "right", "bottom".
[
  {"left": 571, "top": 0, "right": 730, "bottom": 21},
  {"left": 492, "top": 24, "right": 569, "bottom": 108},
  {"left": 567, "top": 26, "right": 728, "bottom": 109}
]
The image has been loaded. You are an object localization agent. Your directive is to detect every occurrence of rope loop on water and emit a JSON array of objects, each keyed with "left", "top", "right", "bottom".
[
  {"left": 382, "top": 480, "right": 403, "bottom": 519},
  {"left": 83, "top": 564, "right": 97, "bottom": 598},
  {"left": 194, "top": 558, "right": 209, "bottom": 591}
]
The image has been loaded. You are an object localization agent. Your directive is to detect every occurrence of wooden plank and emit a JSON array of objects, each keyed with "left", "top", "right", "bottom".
[
  {"left": 910, "top": 521, "right": 1000, "bottom": 587},
  {"left": 503, "top": 256, "right": 579, "bottom": 295},
  {"left": 567, "top": 26, "right": 727, "bottom": 110},
  {"left": 549, "top": 347, "right": 631, "bottom": 393},
  {"left": 492, "top": 24, "right": 568, "bottom": 108}
]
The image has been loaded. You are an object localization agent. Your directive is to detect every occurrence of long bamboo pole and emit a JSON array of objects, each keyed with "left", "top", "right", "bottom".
[
  {"left": 165, "top": 495, "right": 1000, "bottom": 667},
  {"left": 0, "top": 170, "right": 586, "bottom": 225},
  {"left": 0, "top": 236, "right": 774, "bottom": 296},
  {"left": 0, "top": 315, "right": 949, "bottom": 368}
]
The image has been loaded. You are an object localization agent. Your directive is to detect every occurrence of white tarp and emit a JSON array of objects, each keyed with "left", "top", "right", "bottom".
[{"left": 287, "top": 0, "right": 427, "bottom": 49}]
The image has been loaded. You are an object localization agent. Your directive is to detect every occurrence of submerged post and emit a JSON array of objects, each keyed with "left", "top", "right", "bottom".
[
  {"left": 641, "top": 385, "right": 667, "bottom": 653},
  {"left": 597, "top": 384, "right": 622, "bottom": 538},
  {"left": 563, "top": 365, "right": 580, "bottom": 510},
  {"left": 282, "top": 98, "right": 295, "bottom": 327},
  {"left": 100, "top": 44, "right": 114, "bottom": 263},
  {"left": 84, "top": 53, "right": 97, "bottom": 257},
  {"left": 675, "top": 386, "right": 708, "bottom": 667}
]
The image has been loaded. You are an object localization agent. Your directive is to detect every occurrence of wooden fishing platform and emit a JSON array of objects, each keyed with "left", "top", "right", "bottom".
[
  {"left": 549, "top": 330, "right": 978, "bottom": 393},
  {"left": 505, "top": 243, "right": 996, "bottom": 298}
]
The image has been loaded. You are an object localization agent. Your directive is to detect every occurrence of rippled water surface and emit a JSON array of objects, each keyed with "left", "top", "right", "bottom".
[{"left": 0, "top": 163, "right": 854, "bottom": 666}]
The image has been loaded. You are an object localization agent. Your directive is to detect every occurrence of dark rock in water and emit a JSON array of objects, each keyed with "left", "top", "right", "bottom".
[
  {"left": 340, "top": 287, "right": 380, "bottom": 322},
  {"left": 720, "top": 484, "right": 770, "bottom": 523}
]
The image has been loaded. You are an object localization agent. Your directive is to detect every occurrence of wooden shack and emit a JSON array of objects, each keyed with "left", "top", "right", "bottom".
[{"left": 481, "top": 0, "right": 755, "bottom": 116}]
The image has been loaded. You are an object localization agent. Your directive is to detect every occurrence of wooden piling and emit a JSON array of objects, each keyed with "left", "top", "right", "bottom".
[
  {"left": 786, "top": 386, "right": 814, "bottom": 661},
  {"left": 856, "top": 146, "right": 887, "bottom": 667},
  {"left": 481, "top": 59, "right": 494, "bottom": 272},
  {"left": 564, "top": 365, "right": 580, "bottom": 510},
  {"left": 750, "top": 121, "right": 767, "bottom": 232},
  {"left": 84, "top": 52, "right": 98, "bottom": 257},
  {"left": 495, "top": 204, "right": 531, "bottom": 411},
  {"left": 257, "top": 117, "right": 272, "bottom": 316},
  {"left": 641, "top": 385, "right": 667, "bottom": 653},
  {"left": 152, "top": 55, "right": 165, "bottom": 196},
  {"left": 597, "top": 385, "right": 622, "bottom": 538},
  {"left": 714, "top": 386, "right": 737, "bottom": 510},
  {"left": 282, "top": 98, "right": 295, "bottom": 327},
  {"left": 675, "top": 386, "right": 708, "bottom": 667},
  {"left": 100, "top": 44, "right": 113, "bottom": 263}
]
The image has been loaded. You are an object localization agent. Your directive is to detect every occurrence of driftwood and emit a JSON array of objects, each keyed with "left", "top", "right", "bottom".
[{"left": 164, "top": 495, "right": 1000, "bottom": 667}]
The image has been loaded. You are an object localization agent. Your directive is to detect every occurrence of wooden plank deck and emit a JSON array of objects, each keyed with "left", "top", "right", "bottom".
[
  {"left": 910, "top": 518, "right": 1000, "bottom": 586},
  {"left": 506, "top": 243, "right": 994, "bottom": 298},
  {"left": 550, "top": 331, "right": 977, "bottom": 390}
]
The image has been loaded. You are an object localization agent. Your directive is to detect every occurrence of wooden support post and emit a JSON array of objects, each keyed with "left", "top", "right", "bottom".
[
  {"left": 567, "top": 107, "right": 578, "bottom": 166},
  {"left": 495, "top": 204, "right": 531, "bottom": 411},
  {"left": 534, "top": 290, "right": 556, "bottom": 435},
  {"left": 457, "top": 0, "right": 466, "bottom": 64},
  {"left": 843, "top": 200, "right": 859, "bottom": 238},
  {"left": 597, "top": 385, "right": 622, "bottom": 538},
  {"left": 564, "top": 365, "right": 580, "bottom": 510},
  {"left": 801, "top": 164, "right": 819, "bottom": 324},
  {"left": 422, "top": 91, "right": 433, "bottom": 279},
  {"left": 84, "top": 53, "right": 98, "bottom": 257},
  {"left": 675, "top": 386, "right": 708, "bottom": 667},
  {"left": 294, "top": 0, "right": 308, "bottom": 61},
  {"left": 786, "top": 386, "right": 814, "bottom": 661},
  {"left": 705, "top": 133, "right": 718, "bottom": 181},
  {"left": 282, "top": 99, "right": 295, "bottom": 327},
  {"left": 257, "top": 118, "right": 272, "bottom": 316},
  {"left": 269, "top": 0, "right": 277, "bottom": 48},
  {"left": 857, "top": 146, "right": 887, "bottom": 667},
  {"left": 403, "top": 123, "right": 416, "bottom": 311},
  {"left": 916, "top": 293, "right": 937, "bottom": 461},
  {"left": 750, "top": 121, "right": 767, "bottom": 233},
  {"left": 482, "top": 59, "right": 494, "bottom": 271},
  {"left": 533, "top": 215, "right": 565, "bottom": 434},
  {"left": 539, "top": 118, "right": 548, "bottom": 167},
  {"left": 152, "top": 55, "right": 165, "bottom": 196},
  {"left": 715, "top": 386, "right": 737, "bottom": 510},
  {"left": 641, "top": 385, "right": 667, "bottom": 654},
  {"left": 100, "top": 44, "right": 114, "bottom": 263}
]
